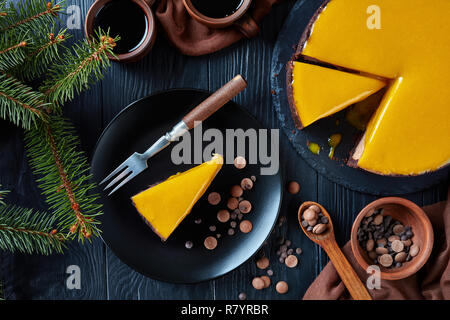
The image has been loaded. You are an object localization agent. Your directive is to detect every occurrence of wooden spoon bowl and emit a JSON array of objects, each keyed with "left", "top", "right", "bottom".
[
  {"left": 351, "top": 197, "right": 434, "bottom": 280},
  {"left": 298, "top": 201, "right": 372, "bottom": 300}
]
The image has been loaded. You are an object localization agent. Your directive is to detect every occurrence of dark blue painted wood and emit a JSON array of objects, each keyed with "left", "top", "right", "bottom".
[{"left": 0, "top": 0, "right": 447, "bottom": 300}]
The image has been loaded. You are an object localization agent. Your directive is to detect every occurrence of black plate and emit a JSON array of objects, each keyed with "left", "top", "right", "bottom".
[
  {"left": 91, "top": 89, "right": 282, "bottom": 283},
  {"left": 271, "top": 0, "right": 449, "bottom": 195}
]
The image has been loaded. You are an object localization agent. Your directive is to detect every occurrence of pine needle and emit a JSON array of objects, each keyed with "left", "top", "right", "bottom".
[
  {"left": 24, "top": 115, "right": 103, "bottom": 242},
  {"left": 41, "top": 30, "right": 118, "bottom": 105},
  {"left": 0, "top": 72, "right": 49, "bottom": 129},
  {"left": 0, "top": 204, "right": 66, "bottom": 255}
]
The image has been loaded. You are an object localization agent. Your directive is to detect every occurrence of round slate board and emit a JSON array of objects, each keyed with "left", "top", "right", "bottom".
[
  {"left": 271, "top": 0, "right": 449, "bottom": 195},
  {"left": 91, "top": 89, "right": 282, "bottom": 283}
]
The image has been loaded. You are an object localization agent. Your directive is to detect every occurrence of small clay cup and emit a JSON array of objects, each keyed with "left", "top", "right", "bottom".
[
  {"left": 351, "top": 197, "right": 434, "bottom": 280},
  {"left": 182, "top": 0, "right": 259, "bottom": 38},
  {"left": 84, "top": 0, "right": 157, "bottom": 63}
]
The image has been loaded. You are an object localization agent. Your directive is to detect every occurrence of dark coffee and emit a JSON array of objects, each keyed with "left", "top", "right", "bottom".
[
  {"left": 93, "top": 0, "right": 148, "bottom": 55},
  {"left": 191, "top": 0, "right": 244, "bottom": 18}
]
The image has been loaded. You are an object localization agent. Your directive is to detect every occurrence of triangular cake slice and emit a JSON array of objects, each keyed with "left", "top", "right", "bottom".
[
  {"left": 132, "top": 154, "right": 223, "bottom": 241},
  {"left": 287, "top": 61, "right": 386, "bottom": 128}
]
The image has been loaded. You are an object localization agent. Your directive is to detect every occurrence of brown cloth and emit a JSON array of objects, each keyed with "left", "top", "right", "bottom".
[
  {"left": 154, "top": 0, "right": 280, "bottom": 56},
  {"left": 304, "top": 187, "right": 450, "bottom": 300}
]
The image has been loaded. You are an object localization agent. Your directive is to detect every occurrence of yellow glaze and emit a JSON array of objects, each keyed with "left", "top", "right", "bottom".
[
  {"left": 299, "top": 0, "right": 450, "bottom": 175},
  {"left": 292, "top": 62, "right": 386, "bottom": 127},
  {"left": 132, "top": 154, "right": 223, "bottom": 241}
]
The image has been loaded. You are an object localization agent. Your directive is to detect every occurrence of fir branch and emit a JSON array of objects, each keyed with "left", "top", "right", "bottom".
[
  {"left": 0, "top": 32, "right": 28, "bottom": 71},
  {"left": 0, "top": 204, "right": 66, "bottom": 255},
  {"left": 24, "top": 115, "right": 103, "bottom": 242},
  {"left": 0, "top": 0, "right": 63, "bottom": 34},
  {"left": 41, "top": 31, "right": 117, "bottom": 105},
  {"left": 13, "top": 27, "right": 68, "bottom": 81},
  {"left": 0, "top": 184, "right": 8, "bottom": 205},
  {"left": 0, "top": 73, "right": 50, "bottom": 129}
]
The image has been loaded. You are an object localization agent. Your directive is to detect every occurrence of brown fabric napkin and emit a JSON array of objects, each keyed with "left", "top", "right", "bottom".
[
  {"left": 304, "top": 187, "right": 450, "bottom": 300},
  {"left": 154, "top": 0, "right": 280, "bottom": 56}
]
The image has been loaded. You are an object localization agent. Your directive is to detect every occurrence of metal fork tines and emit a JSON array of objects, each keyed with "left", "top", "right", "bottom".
[{"left": 100, "top": 152, "right": 148, "bottom": 196}]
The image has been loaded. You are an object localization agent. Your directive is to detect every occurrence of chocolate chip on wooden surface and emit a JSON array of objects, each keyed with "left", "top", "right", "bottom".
[
  {"left": 275, "top": 281, "right": 289, "bottom": 294},
  {"left": 217, "top": 209, "right": 230, "bottom": 223},
  {"left": 238, "top": 292, "right": 247, "bottom": 300},
  {"left": 260, "top": 275, "right": 271, "bottom": 288},
  {"left": 208, "top": 192, "right": 221, "bottom": 205},
  {"left": 252, "top": 277, "right": 265, "bottom": 290},
  {"left": 239, "top": 200, "right": 252, "bottom": 213},
  {"left": 287, "top": 181, "right": 300, "bottom": 194},
  {"left": 256, "top": 257, "right": 270, "bottom": 270},
  {"left": 230, "top": 185, "right": 243, "bottom": 197},
  {"left": 240, "top": 220, "right": 253, "bottom": 233},
  {"left": 285, "top": 255, "right": 298, "bottom": 268},
  {"left": 241, "top": 178, "right": 254, "bottom": 190},
  {"left": 204, "top": 236, "right": 217, "bottom": 250}
]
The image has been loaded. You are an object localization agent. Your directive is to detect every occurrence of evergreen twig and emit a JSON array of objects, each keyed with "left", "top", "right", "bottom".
[
  {"left": 41, "top": 30, "right": 117, "bottom": 105},
  {"left": 24, "top": 115, "right": 103, "bottom": 241},
  {"left": 0, "top": 204, "right": 66, "bottom": 255},
  {"left": 0, "top": 32, "right": 28, "bottom": 71},
  {"left": 0, "top": 72, "right": 49, "bottom": 129},
  {"left": 0, "top": 0, "right": 63, "bottom": 34}
]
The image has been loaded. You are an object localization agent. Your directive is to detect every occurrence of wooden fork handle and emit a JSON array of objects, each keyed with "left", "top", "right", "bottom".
[
  {"left": 182, "top": 75, "right": 247, "bottom": 130},
  {"left": 322, "top": 239, "right": 372, "bottom": 300}
]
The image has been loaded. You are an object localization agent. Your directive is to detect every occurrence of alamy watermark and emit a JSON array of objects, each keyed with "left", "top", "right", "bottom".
[{"left": 171, "top": 121, "right": 280, "bottom": 176}]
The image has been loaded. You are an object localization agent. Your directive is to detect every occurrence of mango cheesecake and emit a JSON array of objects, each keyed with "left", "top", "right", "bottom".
[
  {"left": 132, "top": 154, "right": 223, "bottom": 241},
  {"left": 287, "top": 0, "right": 450, "bottom": 176}
]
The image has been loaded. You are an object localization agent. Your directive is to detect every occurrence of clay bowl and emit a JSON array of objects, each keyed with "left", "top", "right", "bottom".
[{"left": 351, "top": 197, "right": 433, "bottom": 280}]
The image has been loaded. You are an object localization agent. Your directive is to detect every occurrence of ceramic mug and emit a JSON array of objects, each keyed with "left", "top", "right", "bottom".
[
  {"left": 84, "top": 0, "right": 157, "bottom": 63},
  {"left": 182, "top": 0, "right": 259, "bottom": 38}
]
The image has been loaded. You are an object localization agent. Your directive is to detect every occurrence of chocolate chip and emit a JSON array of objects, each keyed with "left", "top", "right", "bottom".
[
  {"left": 267, "top": 269, "right": 274, "bottom": 276},
  {"left": 252, "top": 277, "right": 265, "bottom": 290},
  {"left": 260, "top": 275, "right": 271, "bottom": 288},
  {"left": 217, "top": 210, "right": 230, "bottom": 223},
  {"left": 204, "top": 236, "right": 217, "bottom": 250},
  {"left": 238, "top": 292, "right": 247, "bottom": 300},
  {"left": 287, "top": 181, "right": 300, "bottom": 194},
  {"left": 250, "top": 175, "right": 257, "bottom": 182},
  {"left": 230, "top": 185, "right": 243, "bottom": 197},
  {"left": 296, "top": 248, "right": 303, "bottom": 255},
  {"left": 285, "top": 240, "right": 291, "bottom": 246},
  {"left": 234, "top": 156, "right": 247, "bottom": 169},
  {"left": 320, "top": 216, "right": 329, "bottom": 224},
  {"left": 194, "top": 218, "right": 202, "bottom": 224},
  {"left": 275, "top": 281, "right": 289, "bottom": 294},
  {"left": 239, "top": 200, "right": 252, "bottom": 213},
  {"left": 287, "top": 248, "right": 294, "bottom": 255},
  {"left": 256, "top": 257, "right": 270, "bottom": 270},
  {"left": 208, "top": 192, "right": 221, "bottom": 205},
  {"left": 228, "top": 228, "right": 235, "bottom": 236},
  {"left": 241, "top": 178, "right": 254, "bottom": 190},
  {"left": 285, "top": 255, "right": 298, "bottom": 268},
  {"left": 227, "top": 197, "right": 239, "bottom": 210},
  {"left": 239, "top": 220, "right": 253, "bottom": 233},
  {"left": 185, "top": 241, "right": 193, "bottom": 249},
  {"left": 230, "top": 221, "right": 237, "bottom": 228}
]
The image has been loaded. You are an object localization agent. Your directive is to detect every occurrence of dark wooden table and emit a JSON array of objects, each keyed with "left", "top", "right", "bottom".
[{"left": 0, "top": 0, "right": 447, "bottom": 300}]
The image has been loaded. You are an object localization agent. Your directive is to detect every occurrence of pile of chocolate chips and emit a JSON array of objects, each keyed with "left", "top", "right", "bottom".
[{"left": 357, "top": 208, "right": 420, "bottom": 268}]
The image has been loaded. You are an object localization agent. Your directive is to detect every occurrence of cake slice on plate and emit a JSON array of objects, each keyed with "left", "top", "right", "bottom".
[{"left": 132, "top": 154, "right": 223, "bottom": 241}]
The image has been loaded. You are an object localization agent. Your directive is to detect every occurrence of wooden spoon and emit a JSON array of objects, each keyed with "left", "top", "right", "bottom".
[{"left": 298, "top": 201, "right": 372, "bottom": 300}]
